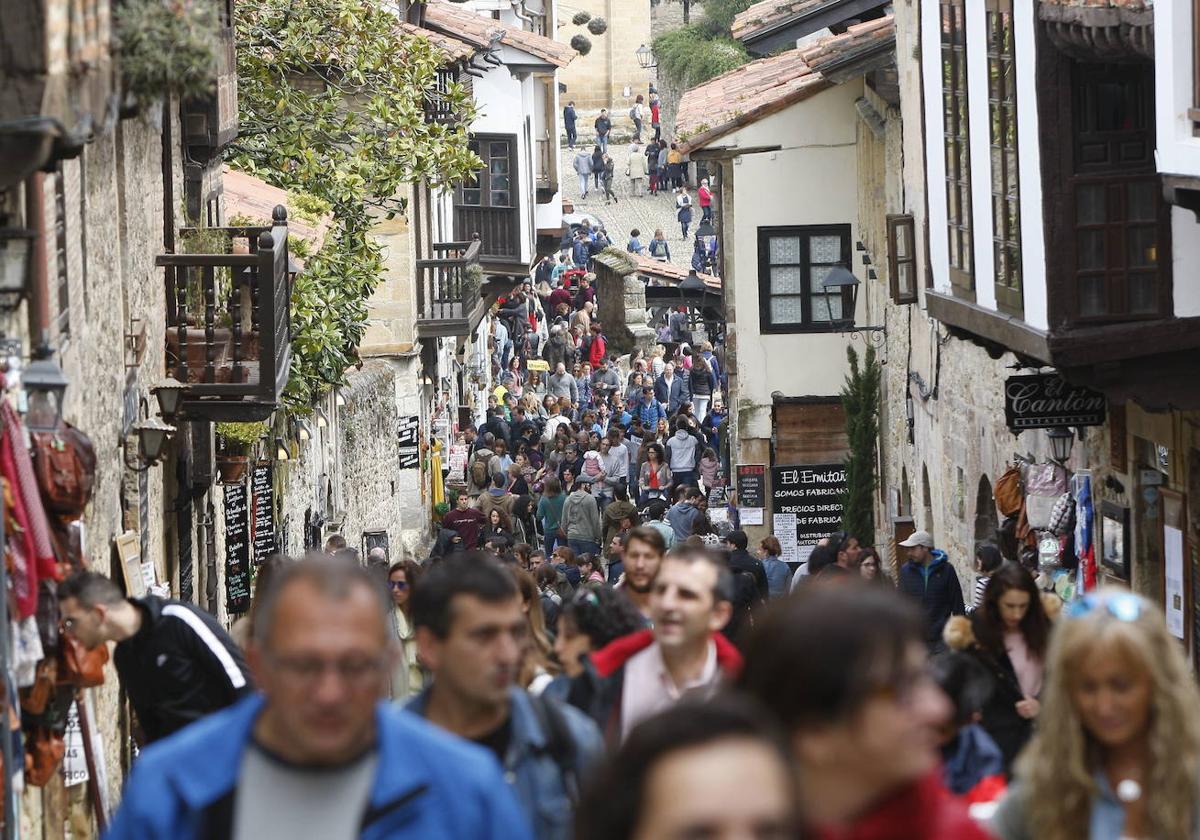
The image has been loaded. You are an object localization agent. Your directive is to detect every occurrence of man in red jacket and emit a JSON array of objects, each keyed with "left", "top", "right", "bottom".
[
  {"left": 737, "top": 584, "right": 992, "bottom": 840},
  {"left": 567, "top": 545, "right": 739, "bottom": 745},
  {"left": 586, "top": 322, "right": 607, "bottom": 369}
]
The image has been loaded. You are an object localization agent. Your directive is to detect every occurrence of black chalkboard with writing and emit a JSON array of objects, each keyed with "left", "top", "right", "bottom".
[
  {"left": 252, "top": 463, "right": 276, "bottom": 567},
  {"left": 225, "top": 483, "right": 252, "bottom": 614}
]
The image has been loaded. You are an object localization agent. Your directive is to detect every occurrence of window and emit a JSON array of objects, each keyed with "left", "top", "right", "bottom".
[
  {"left": 1068, "top": 63, "right": 1167, "bottom": 321},
  {"left": 987, "top": 1, "right": 1022, "bottom": 316},
  {"left": 1194, "top": 0, "right": 1200, "bottom": 127},
  {"left": 941, "top": 0, "right": 973, "bottom": 295},
  {"left": 757, "top": 225, "right": 853, "bottom": 333},
  {"left": 458, "top": 138, "right": 513, "bottom": 208},
  {"left": 887, "top": 214, "right": 917, "bottom": 304}
]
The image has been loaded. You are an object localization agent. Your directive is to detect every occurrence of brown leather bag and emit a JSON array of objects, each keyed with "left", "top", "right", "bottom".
[
  {"left": 30, "top": 423, "right": 97, "bottom": 519},
  {"left": 19, "top": 660, "right": 57, "bottom": 715},
  {"left": 57, "top": 636, "right": 108, "bottom": 688},
  {"left": 25, "top": 727, "right": 65, "bottom": 786},
  {"left": 994, "top": 464, "right": 1024, "bottom": 517}
]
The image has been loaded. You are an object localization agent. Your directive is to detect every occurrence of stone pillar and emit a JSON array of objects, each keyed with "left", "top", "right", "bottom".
[{"left": 592, "top": 249, "right": 656, "bottom": 356}]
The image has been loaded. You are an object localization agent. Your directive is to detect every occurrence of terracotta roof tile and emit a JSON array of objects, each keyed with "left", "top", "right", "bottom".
[
  {"left": 731, "top": 0, "right": 823, "bottom": 42},
  {"left": 424, "top": 2, "right": 574, "bottom": 67},
  {"left": 396, "top": 20, "right": 475, "bottom": 62},
  {"left": 676, "top": 16, "right": 893, "bottom": 152},
  {"left": 222, "top": 167, "right": 334, "bottom": 266}
]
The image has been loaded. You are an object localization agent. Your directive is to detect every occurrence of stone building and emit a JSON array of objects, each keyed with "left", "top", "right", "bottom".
[{"left": 556, "top": 0, "right": 653, "bottom": 127}]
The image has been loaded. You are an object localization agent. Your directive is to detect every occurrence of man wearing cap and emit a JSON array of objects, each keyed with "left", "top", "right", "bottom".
[{"left": 896, "top": 530, "right": 964, "bottom": 653}]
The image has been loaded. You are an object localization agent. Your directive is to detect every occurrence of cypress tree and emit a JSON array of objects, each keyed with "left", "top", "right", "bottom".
[{"left": 840, "top": 345, "right": 881, "bottom": 541}]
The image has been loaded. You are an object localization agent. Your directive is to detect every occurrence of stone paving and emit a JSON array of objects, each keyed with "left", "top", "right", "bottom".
[{"left": 560, "top": 146, "right": 695, "bottom": 272}]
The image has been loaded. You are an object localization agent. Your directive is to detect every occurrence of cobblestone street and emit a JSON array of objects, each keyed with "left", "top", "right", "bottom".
[{"left": 561, "top": 147, "right": 694, "bottom": 271}]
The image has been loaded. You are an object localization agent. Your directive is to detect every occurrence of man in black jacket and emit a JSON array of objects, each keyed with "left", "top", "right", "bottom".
[
  {"left": 896, "top": 530, "right": 965, "bottom": 652},
  {"left": 59, "top": 571, "right": 253, "bottom": 742}
]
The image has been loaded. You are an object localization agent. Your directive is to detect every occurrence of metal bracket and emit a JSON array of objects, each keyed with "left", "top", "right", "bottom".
[{"left": 124, "top": 316, "right": 146, "bottom": 370}]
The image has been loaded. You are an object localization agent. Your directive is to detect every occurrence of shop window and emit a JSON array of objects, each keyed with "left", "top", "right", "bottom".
[
  {"left": 940, "top": 0, "right": 974, "bottom": 297},
  {"left": 886, "top": 214, "right": 917, "bottom": 304},
  {"left": 987, "top": 1, "right": 1022, "bottom": 317},
  {"left": 756, "top": 225, "right": 853, "bottom": 333}
]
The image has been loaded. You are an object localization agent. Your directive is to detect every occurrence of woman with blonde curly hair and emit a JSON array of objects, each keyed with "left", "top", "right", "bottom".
[{"left": 991, "top": 590, "right": 1200, "bottom": 840}]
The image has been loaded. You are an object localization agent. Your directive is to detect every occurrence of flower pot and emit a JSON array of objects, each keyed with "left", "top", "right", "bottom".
[{"left": 216, "top": 455, "right": 249, "bottom": 485}]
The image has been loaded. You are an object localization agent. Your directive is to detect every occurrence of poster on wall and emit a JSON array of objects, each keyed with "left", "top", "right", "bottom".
[
  {"left": 398, "top": 416, "right": 420, "bottom": 469},
  {"left": 772, "top": 513, "right": 798, "bottom": 564},
  {"left": 224, "top": 483, "right": 252, "bottom": 614},
  {"left": 1166, "top": 524, "right": 1185, "bottom": 640},
  {"left": 447, "top": 444, "right": 469, "bottom": 485},
  {"left": 770, "top": 464, "right": 847, "bottom": 544}
]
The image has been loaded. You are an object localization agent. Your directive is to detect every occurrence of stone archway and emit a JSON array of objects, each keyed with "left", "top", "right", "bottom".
[
  {"left": 974, "top": 474, "right": 999, "bottom": 547},
  {"left": 921, "top": 463, "right": 934, "bottom": 535}
]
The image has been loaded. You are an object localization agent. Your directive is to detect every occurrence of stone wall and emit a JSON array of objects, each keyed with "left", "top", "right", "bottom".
[{"left": 558, "top": 0, "right": 653, "bottom": 130}]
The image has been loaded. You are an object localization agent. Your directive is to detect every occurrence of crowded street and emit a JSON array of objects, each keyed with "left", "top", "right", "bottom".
[{"left": 1, "top": 0, "right": 1199, "bottom": 838}]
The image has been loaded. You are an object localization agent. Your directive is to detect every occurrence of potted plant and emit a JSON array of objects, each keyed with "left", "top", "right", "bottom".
[{"left": 214, "top": 421, "right": 267, "bottom": 484}]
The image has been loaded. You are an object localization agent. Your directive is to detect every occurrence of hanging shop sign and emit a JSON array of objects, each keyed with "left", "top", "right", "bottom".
[
  {"left": 736, "top": 464, "right": 766, "bottom": 508},
  {"left": 770, "top": 464, "right": 846, "bottom": 544},
  {"left": 398, "top": 415, "right": 420, "bottom": 470},
  {"left": 251, "top": 462, "right": 276, "bottom": 567},
  {"left": 1003, "top": 373, "right": 1106, "bottom": 431},
  {"left": 224, "top": 483, "right": 251, "bottom": 614}
]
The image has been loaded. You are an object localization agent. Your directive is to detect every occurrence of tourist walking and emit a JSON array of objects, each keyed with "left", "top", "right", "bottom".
[
  {"left": 646, "top": 141, "right": 661, "bottom": 195},
  {"left": 602, "top": 154, "right": 619, "bottom": 204},
  {"left": 590, "top": 146, "right": 605, "bottom": 191},
  {"left": 649, "top": 91, "right": 661, "bottom": 141},
  {"left": 630, "top": 95, "right": 645, "bottom": 142},
  {"left": 626, "top": 143, "right": 647, "bottom": 197},
  {"left": 647, "top": 228, "right": 671, "bottom": 261},
  {"left": 573, "top": 148, "right": 592, "bottom": 199},
  {"left": 896, "top": 529, "right": 966, "bottom": 651},
  {"left": 676, "top": 188, "right": 693, "bottom": 240},
  {"left": 698, "top": 178, "right": 714, "bottom": 222},
  {"left": 563, "top": 100, "right": 578, "bottom": 149},
  {"left": 667, "top": 143, "right": 684, "bottom": 188},
  {"left": 594, "top": 109, "right": 611, "bottom": 153}
]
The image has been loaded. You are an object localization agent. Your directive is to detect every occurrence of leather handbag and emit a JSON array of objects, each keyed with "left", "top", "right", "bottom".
[
  {"left": 57, "top": 636, "right": 108, "bottom": 689},
  {"left": 25, "top": 726, "right": 65, "bottom": 787},
  {"left": 30, "top": 423, "right": 97, "bottom": 519},
  {"left": 994, "top": 464, "right": 1024, "bottom": 517}
]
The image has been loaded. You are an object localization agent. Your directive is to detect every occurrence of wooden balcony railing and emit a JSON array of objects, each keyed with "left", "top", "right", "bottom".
[
  {"left": 416, "top": 236, "right": 482, "bottom": 336},
  {"left": 424, "top": 68, "right": 461, "bottom": 126},
  {"left": 156, "top": 206, "right": 292, "bottom": 421}
]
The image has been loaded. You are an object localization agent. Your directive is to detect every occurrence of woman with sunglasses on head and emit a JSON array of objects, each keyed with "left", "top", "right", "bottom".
[
  {"left": 387, "top": 560, "right": 424, "bottom": 699},
  {"left": 992, "top": 590, "right": 1200, "bottom": 840},
  {"left": 550, "top": 586, "right": 647, "bottom": 687},
  {"left": 946, "top": 563, "right": 1049, "bottom": 776}
]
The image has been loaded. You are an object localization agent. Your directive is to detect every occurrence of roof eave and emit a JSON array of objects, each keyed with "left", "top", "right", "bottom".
[{"left": 678, "top": 78, "right": 833, "bottom": 153}]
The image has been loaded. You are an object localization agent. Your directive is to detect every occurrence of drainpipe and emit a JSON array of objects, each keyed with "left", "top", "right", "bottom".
[{"left": 24, "top": 172, "right": 51, "bottom": 344}]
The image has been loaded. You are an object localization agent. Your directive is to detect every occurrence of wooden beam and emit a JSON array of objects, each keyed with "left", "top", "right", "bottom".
[{"left": 688, "top": 145, "right": 782, "bottom": 161}]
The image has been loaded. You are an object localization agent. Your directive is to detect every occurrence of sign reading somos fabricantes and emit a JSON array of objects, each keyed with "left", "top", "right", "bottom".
[
  {"left": 1004, "top": 374, "right": 1106, "bottom": 431},
  {"left": 770, "top": 464, "right": 846, "bottom": 544}
]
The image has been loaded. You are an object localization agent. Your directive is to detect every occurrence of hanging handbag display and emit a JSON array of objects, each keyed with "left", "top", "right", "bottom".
[
  {"left": 994, "top": 464, "right": 1024, "bottom": 517},
  {"left": 57, "top": 636, "right": 108, "bottom": 689},
  {"left": 30, "top": 422, "right": 97, "bottom": 519}
]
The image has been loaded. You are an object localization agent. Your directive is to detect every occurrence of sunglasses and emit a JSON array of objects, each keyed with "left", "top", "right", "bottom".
[
  {"left": 1065, "top": 591, "right": 1142, "bottom": 622},
  {"left": 388, "top": 580, "right": 409, "bottom": 591}
]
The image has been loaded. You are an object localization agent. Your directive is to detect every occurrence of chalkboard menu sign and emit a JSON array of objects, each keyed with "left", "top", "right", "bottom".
[
  {"left": 736, "top": 465, "right": 766, "bottom": 509},
  {"left": 398, "top": 416, "right": 420, "bottom": 469},
  {"left": 770, "top": 464, "right": 846, "bottom": 544},
  {"left": 224, "top": 483, "right": 252, "bottom": 614},
  {"left": 252, "top": 463, "right": 276, "bottom": 567}
]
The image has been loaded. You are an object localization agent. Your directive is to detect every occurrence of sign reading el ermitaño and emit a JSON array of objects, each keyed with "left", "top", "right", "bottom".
[
  {"left": 770, "top": 464, "right": 846, "bottom": 544},
  {"left": 1004, "top": 374, "right": 1106, "bottom": 431}
]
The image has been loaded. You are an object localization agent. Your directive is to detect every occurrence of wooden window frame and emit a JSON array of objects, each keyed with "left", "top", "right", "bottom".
[
  {"left": 756, "top": 225, "right": 853, "bottom": 335},
  {"left": 987, "top": 0, "right": 1023, "bottom": 317},
  {"left": 941, "top": 0, "right": 974, "bottom": 298},
  {"left": 887, "top": 214, "right": 918, "bottom": 304},
  {"left": 457, "top": 134, "right": 517, "bottom": 210}
]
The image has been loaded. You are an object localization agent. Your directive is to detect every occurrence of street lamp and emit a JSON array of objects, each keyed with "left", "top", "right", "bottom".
[
  {"left": 22, "top": 345, "right": 68, "bottom": 432},
  {"left": 821, "top": 266, "right": 885, "bottom": 338},
  {"left": 635, "top": 44, "right": 656, "bottom": 69},
  {"left": 1046, "top": 426, "right": 1075, "bottom": 463},
  {"left": 151, "top": 376, "right": 188, "bottom": 420},
  {"left": 0, "top": 228, "right": 35, "bottom": 311},
  {"left": 694, "top": 220, "right": 717, "bottom": 273},
  {"left": 123, "top": 406, "right": 176, "bottom": 472}
]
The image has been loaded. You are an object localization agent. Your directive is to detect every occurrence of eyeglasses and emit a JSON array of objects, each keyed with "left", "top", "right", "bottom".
[
  {"left": 1065, "top": 591, "right": 1143, "bottom": 622},
  {"left": 388, "top": 580, "right": 408, "bottom": 590},
  {"left": 267, "top": 654, "right": 389, "bottom": 685}
]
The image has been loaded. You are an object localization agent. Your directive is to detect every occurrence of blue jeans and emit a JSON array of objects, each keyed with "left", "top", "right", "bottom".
[
  {"left": 568, "top": 539, "right": 600, "bottom": 558},
  {"left": 543, "top": 531, "right": 559, "bottom": 556},
  {"left": 578, "top": 173, "right": 589, "bottom": 195},
  {"left": 598, "top": 133, "right": 608, "bottom": 153}
]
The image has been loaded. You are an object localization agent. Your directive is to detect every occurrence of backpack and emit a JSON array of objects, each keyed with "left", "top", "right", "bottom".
[
  {"left": 629, "top": 105, "right": 638, "bottom": 121},
  {"left": 31, "top": 423, "right": 97, "bottom": 519},
  {"left": 470, "top": 453, "right": 490, "bottom": 489}
]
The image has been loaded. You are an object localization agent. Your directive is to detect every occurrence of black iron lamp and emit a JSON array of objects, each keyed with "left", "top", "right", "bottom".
[
  {"left": 123, "top": 404, "right": 176, "bottom": 471},
  {"left": 22, "top": 345, "right": 68, "bottom": 432},
  {"left": 0, "top": 228, "right": 35, "bottom": 311},
  {"left": 694, "top": 220, "right": 717, "bottom": 270},
  {"left": 635, "top": 44, "right": 656, "bottom": 69},
  {"left": 1046, "top": 426, "right": 1075, "bottom": 463},
  {"left": 151, "top": 376, "right": 188, "bottom": 420},
  {"left": 821, "top": 266, "right": 886, "bottom": 341}
]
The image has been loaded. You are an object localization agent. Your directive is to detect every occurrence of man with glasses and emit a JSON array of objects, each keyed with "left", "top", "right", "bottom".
[
  {"left": 736, "top": 584, "right": 989, "bottom": 839},
  {"left": 58, "top": 570, "right": 253, "bottom": 744},
  {"left": 106, "top": 558, "right": 529, "bottom": 840},
  {"left": 408, "top": 555, "right": 602, "bottom": 840}
]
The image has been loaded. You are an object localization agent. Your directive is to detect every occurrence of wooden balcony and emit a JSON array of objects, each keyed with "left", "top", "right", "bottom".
[
  {"left": 157, "top": 207, "right": 292, "bottom": 421},
  {"left": 416, "top": 237, "right": 485, "bottom": 338},
  {"left": 182, "top": 25, "right": 238, "bottom": 156}
]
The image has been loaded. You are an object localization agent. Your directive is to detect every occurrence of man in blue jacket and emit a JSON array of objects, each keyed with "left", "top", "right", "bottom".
[
  {"left": 896, "top": 530, "right": 965, "bottom": 652},
  {"left": 409, "top": 555, "right": 603, "bottom": 840},
  {"left": 106, "top": 559, "right": 531, "bottom": 840}
]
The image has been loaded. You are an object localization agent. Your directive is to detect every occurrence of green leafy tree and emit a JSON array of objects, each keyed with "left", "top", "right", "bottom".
[
  {"left": 230, "top": 0, "right": 480, "bottom": 406},
  {"left": 652, "top": 0, "right": 755, "bottom": 87},
  {"left": 839, "top": 345, "right": 881, "bottom": 542}
]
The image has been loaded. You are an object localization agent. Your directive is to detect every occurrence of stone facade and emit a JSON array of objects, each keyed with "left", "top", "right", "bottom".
[
  {"left": 557, "top": 0, "right": 653, "bottom": 129},
  {"left": 592, "top": 252, "right": 657, "bottom": 356}
]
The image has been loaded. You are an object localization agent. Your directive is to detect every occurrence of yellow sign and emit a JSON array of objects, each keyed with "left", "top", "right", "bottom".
[{"left": 527, "top": 359, "right": 550, "bottom": 371}]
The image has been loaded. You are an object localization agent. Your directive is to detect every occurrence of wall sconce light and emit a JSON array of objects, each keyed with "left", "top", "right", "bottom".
[
  {"left": 335, "top": 390, "right": 346, "bottom": 408},
  {"left": 275, "top": 436, "right": 291, "bottom": 462},
  {"left": 292, "top": 417, "right": 312, "bottom": 443},
  {"left": 151, "top": 376, "right": 188, "bottom": 420},
  {"left": 861, "top": 253, "right": 872, "bottom": 266},
  {"left": 1046, "top": 426, "right": 1075, "bottom": 463},
  {"left": 314, "top": 406, "right": 329, "bottom": 429},
  {"left": 123, "top": 404, "right": 176, "bottom": 471},
  {"left": 0, "top": 227, "right": 35, "bottom": 311}
]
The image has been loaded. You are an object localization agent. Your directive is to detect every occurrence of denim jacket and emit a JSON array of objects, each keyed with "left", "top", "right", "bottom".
[{"left": 407, "top": 686, "right": 603, "bottom": 840}]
